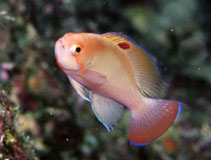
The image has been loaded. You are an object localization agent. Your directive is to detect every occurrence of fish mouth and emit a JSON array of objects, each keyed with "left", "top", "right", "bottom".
[
  {"left": 62, "top": 66, "right": 76, "bottom": 71},
  {"left": 63, "top": 67, "right": 78, "bottom": 72},
  {"left": 63, "top": 68, "right": 80, "bottom": 75}
]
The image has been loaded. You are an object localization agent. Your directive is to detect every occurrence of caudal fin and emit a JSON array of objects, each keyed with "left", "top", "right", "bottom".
[{"left": 129, "top": 97, "right": 181, "bottom": 146}]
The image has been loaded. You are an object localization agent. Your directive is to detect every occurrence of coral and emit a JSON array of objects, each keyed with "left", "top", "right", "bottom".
[{"left": 0, "top": 91, "right": 36, "bottom": 160}]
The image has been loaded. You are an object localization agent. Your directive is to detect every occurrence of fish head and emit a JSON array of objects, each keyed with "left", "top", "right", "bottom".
[
  {"left": 55, "top": 33, "right": 109, "bottom": 75},
  {"left": 55, "top": 33, "right": 83, "bottom": 73},
  {"left": 55, "top": 32, "right": 105, "bottom": 75}
]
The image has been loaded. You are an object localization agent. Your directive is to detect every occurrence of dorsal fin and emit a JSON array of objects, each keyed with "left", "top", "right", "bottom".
[{"left": 103, "top": 32, "right": 168, "bottom": 98}]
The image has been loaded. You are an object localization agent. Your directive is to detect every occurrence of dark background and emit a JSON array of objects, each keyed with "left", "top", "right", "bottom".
[{"left": 0, "top": 0, "right": 211, "bottom": 159}]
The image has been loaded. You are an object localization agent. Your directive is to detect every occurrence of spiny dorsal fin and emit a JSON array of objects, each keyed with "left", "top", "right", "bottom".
[
  {"left": 103, "top": 32, "right": 168, "bottom": 98},
  {"left": 90, "top": 92, "right": 124, "bottom": 132}
]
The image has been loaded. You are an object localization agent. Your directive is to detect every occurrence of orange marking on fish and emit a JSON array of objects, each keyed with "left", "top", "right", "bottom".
[{"left": 75, "top": 56, "right": 84, "bottom": 74}]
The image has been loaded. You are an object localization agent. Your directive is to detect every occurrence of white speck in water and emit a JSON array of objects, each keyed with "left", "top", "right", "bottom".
[
  {"left": 170, "top": 28, "right": 174, "bottom": 32},
  {"left": 2, "top": 90, "right": 6, "bottom": 94},
  {"left": 198, "top": 67, "right": 201, "bottom": 71},
  {"left": 41, "top": 62, "right": 48, "bottom": 69},
  {"left": 50, "top": 112, "right": 53, "bottom": 115},
  {"left": 66, "top": 138, "right": 69, "bottom": 141}
]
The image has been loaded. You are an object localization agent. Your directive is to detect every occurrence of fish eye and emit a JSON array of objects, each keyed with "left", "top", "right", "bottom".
[{"left": 71, "top": 45, "right": 81, "bottom": 56}]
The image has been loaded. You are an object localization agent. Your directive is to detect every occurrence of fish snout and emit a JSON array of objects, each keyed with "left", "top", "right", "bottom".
[
  {"left": 54, "top": 38, "right": 79, "bottom": 71},
  {"left": 55, "top": 39, "right": 65, "bottom": 55}
]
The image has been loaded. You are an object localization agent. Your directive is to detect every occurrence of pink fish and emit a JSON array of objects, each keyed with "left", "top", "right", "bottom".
[{"left": 54, "top": 32, "right": 182, "bottom": 146}]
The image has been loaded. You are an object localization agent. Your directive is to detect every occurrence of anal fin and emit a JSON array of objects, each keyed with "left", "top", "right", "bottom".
[{"left": 90, "top": 92, "right": 124, "bottom": 131}]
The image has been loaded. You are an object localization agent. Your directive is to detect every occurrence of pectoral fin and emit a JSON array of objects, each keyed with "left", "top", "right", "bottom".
[
  {"left": 68, "top": 76, "right": 90, "bottom": 101},
  {"left": 90, "top": 92, "right": 124, "bottom": 131},
  {"left": 80, "top": 69, "right": 107, "bottom": 86}
]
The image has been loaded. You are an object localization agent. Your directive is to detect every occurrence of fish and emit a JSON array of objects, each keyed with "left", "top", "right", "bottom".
[{"left": 54, "top": 32, "right": 182, "bottom": 146}]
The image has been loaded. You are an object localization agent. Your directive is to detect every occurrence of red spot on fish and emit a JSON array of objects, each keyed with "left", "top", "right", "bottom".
[{"left": 118, "top": 42, "right": 130, "bottom": 50}]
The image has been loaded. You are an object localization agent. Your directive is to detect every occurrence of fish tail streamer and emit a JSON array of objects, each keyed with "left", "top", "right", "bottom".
[{"left": 129, "top": 97, "right": 181, "bottom": 146}]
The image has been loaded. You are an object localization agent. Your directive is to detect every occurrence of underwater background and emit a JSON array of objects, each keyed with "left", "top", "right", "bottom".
[{"left": 0, "top": 0, "right": 211, "bottom": 159}]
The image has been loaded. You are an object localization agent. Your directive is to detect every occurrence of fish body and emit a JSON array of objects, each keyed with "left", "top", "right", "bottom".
[{"left": 55, "top": 32, "right": 181, "bottom": 146}]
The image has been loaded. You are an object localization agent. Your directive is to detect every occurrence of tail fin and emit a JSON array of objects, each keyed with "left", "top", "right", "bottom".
[{"left": 129, "top": 97, "right": 181, "bottom": 146}]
